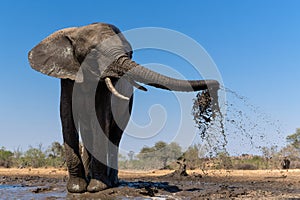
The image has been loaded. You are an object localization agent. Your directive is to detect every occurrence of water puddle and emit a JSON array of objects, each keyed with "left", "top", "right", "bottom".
[{"left": 0, "top": 184, "right": 66, "bottom": 199}]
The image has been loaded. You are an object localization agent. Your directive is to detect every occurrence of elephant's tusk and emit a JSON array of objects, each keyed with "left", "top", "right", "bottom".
[{"left": 105, "top": 77, "right": 130, "bottom": 101}]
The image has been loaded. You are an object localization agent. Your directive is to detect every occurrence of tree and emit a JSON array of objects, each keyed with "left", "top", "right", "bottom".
[
  {"left": 127, "top": 151, "right": 135, "bottom": 161},
  {"left": 0, "top": 147, "right": 13, "bottom": 168},
  {"left": 46, "top": 142, "right": 65, "bottom": 167},
  {"left": 261, "top": 146, "right": 277, "bottom": 159},
  {"left": 139, "top": 146, "right": 154, "bottom": 154},
  {"left": 167, "top": 142, "right": 182, "bottom": 161},
  {"left": 154, "top": 141, "right": 167, "bottom": 150},
  {"left": 136, "top": 142, "right": 182, "bottom": 170},
  {"left": 216, "top": 151, "right": 232, "bottom": 169},
  {"left": 154, "top": 141, "right": 168, "bottom": 168},
  {"left": 260, "top": 146, "right": 278, "bottom": 169},
  {"left": 47, "top": 142, "right": 64, "bottom": 158},
  {"left": 23, "top": 144, "right": 46, "bottom": 168},
  {"left": 155, "top": 142, "right": 182, "bottom": 169},
  {"left": 286, "top": 128, "right": 300, "bottom": 150},
  {"left": 183, "top": 144, "right": 202, "bottom": 169},
  {"left": 279, "top": 145, "right": 300, "bottom": 160},
  {"left": 137, "top": 146, "right": 155, "bottom": 161},
  {"left": 13, "top": 147, "right": 23, "bottom": 167}
]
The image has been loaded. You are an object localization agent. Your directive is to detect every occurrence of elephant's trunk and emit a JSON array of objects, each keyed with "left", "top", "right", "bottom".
[{"left": 116, "top": 56, "right": 220, "bottom": 92}]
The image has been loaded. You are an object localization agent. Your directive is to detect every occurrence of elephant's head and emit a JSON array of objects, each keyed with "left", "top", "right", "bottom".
[{"left": 28, "top": 23, "right": 219, "bottom": 100}]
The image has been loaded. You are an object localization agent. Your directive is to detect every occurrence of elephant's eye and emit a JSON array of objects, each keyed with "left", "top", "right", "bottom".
[{"left": 126, "top": 51, "right": 133, "bottom": 58}]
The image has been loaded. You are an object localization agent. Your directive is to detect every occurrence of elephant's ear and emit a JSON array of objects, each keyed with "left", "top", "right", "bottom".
[{"left": 28, "top": 28, "right": 81, "bottom": 80}]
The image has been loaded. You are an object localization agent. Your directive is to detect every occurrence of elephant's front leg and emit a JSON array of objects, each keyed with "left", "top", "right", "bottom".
[
  {"left": 107, "top": 127, "right": 123, "bottom": 187},
  {"left": 84, "top": 119, "right": 120, "bottom": 192},
  {"left": 85, "top": 80, "right": 132, "bottom": 192},
  {"left": 77, "top": 81, "right": 112, "bottom": 193},
  {"left": 85, "top": 116, "right": 111, "bottom": 193},
  {"left": 60, "top": 79, "right": 87, "bottom": 193},
  {"left": 107, "top": 80, "right": 133, "bottom": 187},
  {"left": 88, "top": 121, "right": 124, "bottom": 191}
]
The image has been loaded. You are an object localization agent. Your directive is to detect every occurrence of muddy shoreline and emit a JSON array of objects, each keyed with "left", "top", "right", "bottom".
[{"left": 0, "top": 168, "right": 300, "bottom": 199}]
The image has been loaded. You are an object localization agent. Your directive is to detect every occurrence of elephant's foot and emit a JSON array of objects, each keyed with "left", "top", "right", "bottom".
[
  {"left": 67, "top": 176, "right": 87, "bottom": 193},
  {"left": 87, "top": 179, "right": 108, "bottom": 192}
]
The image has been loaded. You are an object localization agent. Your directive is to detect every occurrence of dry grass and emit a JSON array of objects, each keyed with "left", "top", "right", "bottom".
[
  {"left": 0, "top": 167, "right": 68, "bottom": 178},
  {"left": 0, "top": 167, "right": 299, "bottom": 181}
]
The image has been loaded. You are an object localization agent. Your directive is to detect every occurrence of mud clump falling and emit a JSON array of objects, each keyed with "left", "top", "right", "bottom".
[{"left": 192, "top": 87, "right": 227, "bottom": 156}]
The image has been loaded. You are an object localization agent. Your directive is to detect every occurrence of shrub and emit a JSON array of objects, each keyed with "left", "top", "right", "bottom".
[
  {"left": 0, "top": 147, "right": 13, "bottom": 168},
  {"left": 235, "top": 163, "right": 258, "bottom": 170}
]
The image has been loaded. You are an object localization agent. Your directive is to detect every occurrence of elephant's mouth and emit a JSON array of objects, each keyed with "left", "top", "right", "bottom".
[{"left": 103, "top": 56, "right": 220, "bottom": 101}]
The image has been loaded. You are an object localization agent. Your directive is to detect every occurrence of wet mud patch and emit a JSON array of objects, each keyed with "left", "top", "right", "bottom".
[
  {"left": 120, "top": 180, "right": 181, "bottom": 193},
  {"left": 69, "top": 179, "right": 181, "bottom": 199}
]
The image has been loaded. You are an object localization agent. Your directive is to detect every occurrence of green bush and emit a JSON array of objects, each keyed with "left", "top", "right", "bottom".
[
  {"left": 23, "top": 145, "right": 46, "bottom": 168},
  {"left": 0, "top": 147, "right": 13, "bottom": 168}
]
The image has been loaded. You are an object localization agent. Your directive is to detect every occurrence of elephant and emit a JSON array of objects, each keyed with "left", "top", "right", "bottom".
[{"left": 28, "top": 22, "right": 219, "bottom": 193}]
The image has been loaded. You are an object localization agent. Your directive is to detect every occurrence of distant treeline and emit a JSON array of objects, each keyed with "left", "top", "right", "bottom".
[
  {"left": 119, "top": 128, "right": 300, "bottom": 170},
  {"left": 1, "top": 128, "right": 300, "bottom": 170},
  {"left": 0, "top": 142, "right": 64, "bottom": 168},
  {"left": 119, "top": 141, "right": 300, "bottom": 170}
]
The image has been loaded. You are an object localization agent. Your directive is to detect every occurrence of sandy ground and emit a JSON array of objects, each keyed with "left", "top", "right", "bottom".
[{"left": 0, "top": 167, "right": 300, "bottom": 199}]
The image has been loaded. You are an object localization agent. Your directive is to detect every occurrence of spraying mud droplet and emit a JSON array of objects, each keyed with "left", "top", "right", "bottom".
[{"left": 192, "top": 86, "right": 283, "bottom": 156}]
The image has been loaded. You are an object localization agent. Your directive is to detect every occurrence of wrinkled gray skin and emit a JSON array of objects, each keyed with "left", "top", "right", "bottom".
[{"left": 28, "top": 23, "right": 219, "bottom": 193}]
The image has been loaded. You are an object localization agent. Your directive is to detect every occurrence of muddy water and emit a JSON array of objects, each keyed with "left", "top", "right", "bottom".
[
  {"left": 193, "top": 86, "right": 283, "bottom": 156},
  {"left": 0, "top": 184, "right": 66, "bottom": 199},
  {"left": 0, "top": 175, "right": 66, "bottom": 199}
]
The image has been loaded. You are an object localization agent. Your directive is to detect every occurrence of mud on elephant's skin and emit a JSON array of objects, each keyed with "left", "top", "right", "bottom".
[{"left": 28, "top": 22, "right": 219, "bottom": 193}]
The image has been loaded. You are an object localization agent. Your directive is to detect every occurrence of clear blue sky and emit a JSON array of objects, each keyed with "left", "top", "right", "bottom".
[{"left": 0, "top": 1, "right": 299, "bottom": 155}]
